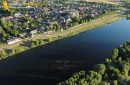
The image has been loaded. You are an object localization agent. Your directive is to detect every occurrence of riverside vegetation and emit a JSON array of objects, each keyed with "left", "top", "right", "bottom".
[{"left": 58, "top": 41, "right": 130, "bottom": 85}]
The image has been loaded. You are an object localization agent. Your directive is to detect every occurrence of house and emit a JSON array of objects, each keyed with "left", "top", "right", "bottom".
[
  {"left": 69, "top": 9, "right": 79, "bottom": 18},
  {"left": 61, "top": 28, "right": 64, "bottom": 31},
  {"left": 7, "top": 37, "right": 21, "bottom": 45},
  {"left": 65, "top": 16, "right": 72, "bottom": 24},
  {"left": 14, "top": 13, "right": 22, "bottom": 18},
  {"left": 19, "top": 33, "right": 27, "bottom": 38},
  {"left": 38, "top": 26, "right": 45, "bottom": 33},
  {"left": 30, "top": 29, "right": 38, "bottom": 37}
]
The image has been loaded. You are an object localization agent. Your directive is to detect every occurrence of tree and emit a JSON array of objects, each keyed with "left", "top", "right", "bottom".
[
  {"left": 0, "top": 19, "right": 7, "bottom": 29},
  {"left": 0, "top": 50, "right": 7, "bottom": 58},
  {"left": 30, "top": 41, "right": 35, "bottom": 48},
  {"left": 105, "top": 58, "right": 111, "bottom": 64},
  {"left": 14, "top": 47, "right": 24, "bottom": 54},
  {"left": 99, "top": 82, "right": 110, "bottom": 85},
  {"left": 86, "top": 71, "right": 102, "bottom": 84},
  {"left": 111, "top": 48, "right": 119, "bottom": 60},
  {"left": 11, "top": 30, "right": 19, "bottom": 37},
  {"left": 0, "top": 26, "right": 3, "bottom": 33},
  {"left": 113, "top": 80, "right": 118, "bottom": 85},
  {"left": 94, "top": 64, "right": 106, "bottom": 75}
]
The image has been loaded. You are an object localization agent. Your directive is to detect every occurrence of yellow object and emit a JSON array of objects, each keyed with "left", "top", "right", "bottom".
[{"left": 2, "top": 0, "right": 9, "bottom": 11}]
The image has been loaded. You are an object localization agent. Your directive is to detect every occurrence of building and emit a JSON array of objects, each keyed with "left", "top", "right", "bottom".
[
  {"left": 7, "top": 37, "right": 21, "bottom": 45},
  {"left": 14, "top": 12, "right": 22, "bottom": 17}
]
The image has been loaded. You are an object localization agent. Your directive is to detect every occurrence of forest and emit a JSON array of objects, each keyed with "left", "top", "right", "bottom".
[{"left": 58, "top": 41, "right": 130, "bottom": 85}]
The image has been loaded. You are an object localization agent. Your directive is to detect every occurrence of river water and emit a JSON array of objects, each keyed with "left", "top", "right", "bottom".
[{"left": 0, "top": 19, "right": 130, "bottom": 85}]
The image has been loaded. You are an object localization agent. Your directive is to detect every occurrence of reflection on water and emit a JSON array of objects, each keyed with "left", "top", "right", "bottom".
[{"left": 0, "top": 19, "right": 130, "bottom": 85}]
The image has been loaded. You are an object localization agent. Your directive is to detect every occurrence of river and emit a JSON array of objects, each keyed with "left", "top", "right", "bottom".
[{"left": 0, "top": 19, "right": 130, "bottom": 85}]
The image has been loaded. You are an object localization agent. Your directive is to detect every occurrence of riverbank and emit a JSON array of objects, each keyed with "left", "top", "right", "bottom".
[
  {"left": 0, "top": 13, "right": 121, "bottom": 60},
  {"left": 58, "top": 41, "right": 130, "bottom": 85}
]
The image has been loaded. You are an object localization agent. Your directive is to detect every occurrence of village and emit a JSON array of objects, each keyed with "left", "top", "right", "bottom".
[
  {"left": 1, "top": 1, "right": 130, "bottom": 85},
  {"left": 0, "top": 0, "right": 118, "bottom": 45}
]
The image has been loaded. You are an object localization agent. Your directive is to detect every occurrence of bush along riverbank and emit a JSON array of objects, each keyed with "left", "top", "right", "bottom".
[
  {"left": 58, "top": 41, "right": 130, "bottom": 85},
  {"left": 0, "top": 37, "right": 59, "bottom": 59},
  {"left": 0, "top": 11, "right": 121, "bottom": 60}
]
